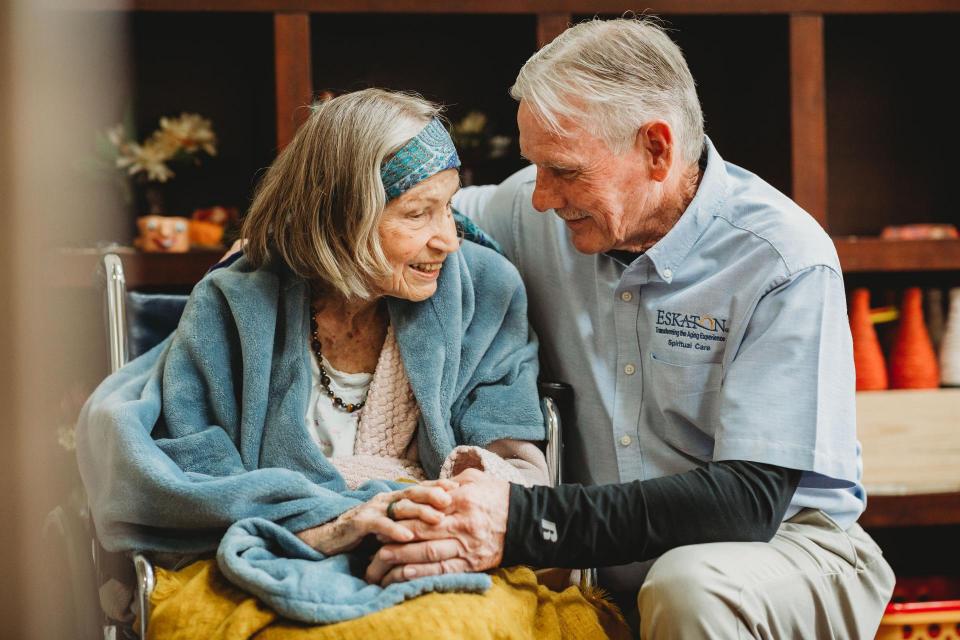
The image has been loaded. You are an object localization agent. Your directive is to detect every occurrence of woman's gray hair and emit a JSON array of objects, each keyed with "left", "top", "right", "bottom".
[
  {"left": 242, "top": 88, "right": 440, "bottom": 299},
  {"left": 510, "top": 17, "right": 704, "bottom": 164}
]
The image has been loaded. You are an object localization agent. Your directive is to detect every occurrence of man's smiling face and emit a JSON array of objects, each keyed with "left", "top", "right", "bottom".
[{"left": 517, "top": 100, "right": 668, "bottom": 255}]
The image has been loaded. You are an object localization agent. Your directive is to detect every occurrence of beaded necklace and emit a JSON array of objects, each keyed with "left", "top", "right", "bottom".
[{"left": 309, "top": 301, "right": 366, "bottom": 414}]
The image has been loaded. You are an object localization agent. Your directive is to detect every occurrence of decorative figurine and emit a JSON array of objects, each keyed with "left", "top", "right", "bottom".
[
  {"left": 189, "top": 205, "right": 238, "bottom": 248},
  {"left": 134, "top": 215, "right": 190, "bottom": 253}
]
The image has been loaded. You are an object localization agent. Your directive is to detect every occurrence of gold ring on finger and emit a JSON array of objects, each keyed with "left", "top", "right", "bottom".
[{"left": 386, "top": 498, "right": 401, "bottom": 521}]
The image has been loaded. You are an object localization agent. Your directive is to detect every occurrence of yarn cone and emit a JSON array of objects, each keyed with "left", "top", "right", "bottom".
[
  {"left": 849, "top": 288, "right": 888, "bottom": 391},
  {"left": 925, "top": 288, "right": 946, "bottom": 352},
  {"left": 889, "top": 287, "right": 940, "bottom": 389},
  {"left": 940, "top": 288, "right": 960, "bottom": 387}
]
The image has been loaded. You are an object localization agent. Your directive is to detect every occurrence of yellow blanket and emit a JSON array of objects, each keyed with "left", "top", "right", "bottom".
[{"left": 148, "top": 560, "right": 628, "bottom": 639}]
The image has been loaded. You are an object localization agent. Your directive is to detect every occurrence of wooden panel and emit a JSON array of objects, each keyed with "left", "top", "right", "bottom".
[
  {"left": 789, "top": 14, "right": 827, "bottom": 227},
  {"left": 53, "top": 248, "right": 223, "bottom": 289},
  {"left": 130, "top": 13, "right": 276, "bottom": 219},
  {"left": 71, "top": 0, "right": 960, "bottom": 14},
  {"left": 835, "top": 238, "right": 960, "bottom": 273},
  {"left": 858, "top": 389, "right": 960, "bottom": 528},
  {"left": 274, "top": 13, "right": 312, "bottom": 150},
  {"left": 536, "top": 12, "right": 570, "bottom": 48},
  {"left": 858, "top": 389, "right": 960, "bottom": 496},
  {"left": 658, "top": 14, "right": 792, "bottom": 197},
  {"left": 825, "top": 15, "right": 958, "bottom": 237},
  {"left": 861, "top": 493, "right": 960, "bottom": 528},
  {"left": 309, "top": 14, "right": 536, "bottom": 185}
]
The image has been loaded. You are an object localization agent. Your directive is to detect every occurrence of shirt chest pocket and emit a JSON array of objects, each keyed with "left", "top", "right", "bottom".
[{"left": 646, "top": 353, "right": 723, "bottom": 459}]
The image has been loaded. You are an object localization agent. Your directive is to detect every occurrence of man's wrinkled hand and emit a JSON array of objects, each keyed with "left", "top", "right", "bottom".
[
  {"left": 365, "top": 469, "right": 510, "bottom": 586},
  {"left": 296, "top": 480, "right": 456, "bottom": 556}
]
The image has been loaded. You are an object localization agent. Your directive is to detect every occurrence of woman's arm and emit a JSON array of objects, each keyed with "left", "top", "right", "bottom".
[
  {"left": 77, "top": 271, "right": 383, "bottom": 554},
  {"left": 440, "top": 440, "right": 549, "bottom": 487}
]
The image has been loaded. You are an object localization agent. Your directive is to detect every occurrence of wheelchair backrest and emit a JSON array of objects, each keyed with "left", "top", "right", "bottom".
[
  {"left": 103, "top": 254, "right": 188, "bottom": 371},
  {"left": 126, "top": 292, "right": 188, "bottom": 360}
]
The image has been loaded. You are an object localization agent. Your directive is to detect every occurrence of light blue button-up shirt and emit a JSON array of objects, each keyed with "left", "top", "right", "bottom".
[{"left": 455, "top": 138, "right": 865, "bottom": 541}]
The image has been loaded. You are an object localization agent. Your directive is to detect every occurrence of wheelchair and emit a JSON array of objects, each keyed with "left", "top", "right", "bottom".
[{"left": 73, "top": 252, "right": 580, "bottom": 638}]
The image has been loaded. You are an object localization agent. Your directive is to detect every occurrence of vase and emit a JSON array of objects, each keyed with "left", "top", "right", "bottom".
[
  {"left": 889, "top": 287, "right": 940, "bottom": 389},
  {"left": 940, "top": 288, "right": 960, "bottom": 387},
  {"left": 144, "top": 182, "right": 166, "bottom": 215},
  {"left": 924, "top": 288, "right": 946, "bottom": 352},
  {"left": 849, "top": 288, "right": 888, "bottom": 391}
]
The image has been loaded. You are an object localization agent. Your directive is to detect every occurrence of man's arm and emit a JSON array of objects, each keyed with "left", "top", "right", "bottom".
[
  {"left": 503, "top": 460, "right": 800, "bottom": 568},
  {"left": 452, "top": 184, "right": 498, "bottom": 219},
  {"left": 365, "top": 461, "right": 800, "bottom": 584},
  {"left": 451, "top": 166, "right": 538, "bottom": 264}
]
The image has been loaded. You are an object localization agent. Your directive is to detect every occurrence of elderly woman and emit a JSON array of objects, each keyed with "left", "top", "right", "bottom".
[{"left": 77, "top": 90, "right": 607, "bottom": 634}]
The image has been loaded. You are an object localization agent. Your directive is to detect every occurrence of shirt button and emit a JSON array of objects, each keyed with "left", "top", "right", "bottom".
[
  {"left": 619, "top": 435, "right": 632, "bottom": 447},
  {"left": 624, "top": 363, "right": 636, "bottom": 375},
  {"left": 620, "top": 291, "right": 633, "bottom": 302},
  {"left": 663, "top": 268, "right": 673, "bottom": 279}
]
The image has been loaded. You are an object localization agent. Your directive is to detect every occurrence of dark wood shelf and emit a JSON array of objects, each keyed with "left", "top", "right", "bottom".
[
  {"left": 54, "top": 248, "right": 223, "bottom": 289},
  {"left": 69, "top": 0, "right": 960, "bottom": 14},
  {"left": 835, "top": 237, "right": 960, "bottom": 273},
  {"left": 860, "top": 492, "right": 960, "bottom": 529}
]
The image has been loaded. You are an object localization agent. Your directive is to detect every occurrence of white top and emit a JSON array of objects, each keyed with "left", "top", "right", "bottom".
[{"left": 305, "top": 350, "right": 372, "bottom": 457}]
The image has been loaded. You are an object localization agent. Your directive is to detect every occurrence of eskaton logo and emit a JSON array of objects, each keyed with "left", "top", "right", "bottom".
[
  {"left": 655, "top": 310, "right": 728, "bottom": 333},
  {"left": 655, "top": 309, "right": 728, "bottom": 352}
]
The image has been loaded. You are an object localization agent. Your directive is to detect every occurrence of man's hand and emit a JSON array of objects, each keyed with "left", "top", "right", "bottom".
[
  {"left": 296, "top": 481, "right": 456, "bottom": 556},
  {"left": 364, "top": 469, "right": 510, "bottom": 586}
]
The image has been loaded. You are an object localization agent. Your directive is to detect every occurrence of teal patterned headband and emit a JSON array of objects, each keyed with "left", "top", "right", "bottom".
[{"left": 381, "top": 118, "right": 460, "bottom": 201}]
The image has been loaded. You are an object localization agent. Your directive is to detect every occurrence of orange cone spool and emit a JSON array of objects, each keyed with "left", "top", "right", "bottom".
[
  {"left": 889, "top": 287, "right": 940, "bottom": 389},
  {"left": 849, "top": 288, "right": 888, "bottom": 391}
]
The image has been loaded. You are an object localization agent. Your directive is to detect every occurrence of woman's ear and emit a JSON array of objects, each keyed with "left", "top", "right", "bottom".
[{"left": 635, "top": 121, "right": 674, "bottom": 182}]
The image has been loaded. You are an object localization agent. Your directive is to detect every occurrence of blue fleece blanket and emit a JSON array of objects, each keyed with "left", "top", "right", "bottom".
[{"left": 76, "top": 241, "right": 544, "bottom": 624}]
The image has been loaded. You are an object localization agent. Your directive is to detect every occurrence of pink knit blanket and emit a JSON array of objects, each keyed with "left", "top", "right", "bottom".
[{"left": 331, "top": 327, "right": 530, "bottom": 489}]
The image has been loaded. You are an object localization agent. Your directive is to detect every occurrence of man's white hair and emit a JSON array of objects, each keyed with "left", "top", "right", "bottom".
[{"left": 511, "top": 17, "right": 704, "bottom": 164}]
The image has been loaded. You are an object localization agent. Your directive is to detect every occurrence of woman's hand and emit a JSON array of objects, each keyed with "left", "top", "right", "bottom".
[
  {"left": 296, "top": 480, "right": 457, "bottom": 556},
  {"left": 365, "top": 469, "right": 509, "bottom": 586}
]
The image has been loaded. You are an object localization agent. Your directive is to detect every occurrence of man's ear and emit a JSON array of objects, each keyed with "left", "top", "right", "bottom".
[{"left": 635, "top": 121, "right": 673, "bottom": 182}]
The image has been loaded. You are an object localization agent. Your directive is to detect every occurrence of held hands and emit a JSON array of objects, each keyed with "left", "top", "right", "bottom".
[
  {"left": 295, "top": 480, "right": 456, "bottom": 556},
  {"left": 365, "top": 468, "right": 510, "bottom": 586}
]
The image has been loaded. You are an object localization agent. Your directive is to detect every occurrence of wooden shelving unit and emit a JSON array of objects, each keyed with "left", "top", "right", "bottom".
[
  {"left": 69, "top": 0, "right": 960, "bottom": 13},
  {"left": 861, "top": 493, "right": 960, "bottom": 529},
  {"left": 54, "top": 248, "right": 222, "bottom": 289},
  {"left": 71, "top": 0, "right": 960, "bottom": 277},
  {"left": 72, "top": 1, "right": 960, "bottom": 538},
  {"left": 836, "top": 238, "right": 960, "bottom": 273},
  {"left": 857, "top": 389, "right": 960, "bottom": 528}
]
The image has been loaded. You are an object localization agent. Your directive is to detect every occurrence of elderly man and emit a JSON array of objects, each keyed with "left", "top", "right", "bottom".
[{"left": 366, "top": 17, "right": 895, "bottom": 638}]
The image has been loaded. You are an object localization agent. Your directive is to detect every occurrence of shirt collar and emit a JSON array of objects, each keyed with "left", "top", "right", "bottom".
[{"left": 639, "top": 136, "right": 728, "bottom": 283}]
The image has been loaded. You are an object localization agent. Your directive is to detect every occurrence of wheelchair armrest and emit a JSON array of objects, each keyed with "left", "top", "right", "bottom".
[
  {"left": 537, "top": 381, "right": 572, "bottom": 488},
  {"left": 536, "top": 382, "right": 596, "bottom": 590},
  {"left": 133, "top": 553, "right": 156, "bottom": 639},
  {"left": 540, "top": 396, "right": 562, "bottom": 487}
]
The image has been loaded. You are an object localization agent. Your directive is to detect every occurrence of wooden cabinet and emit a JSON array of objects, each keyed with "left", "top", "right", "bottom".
[
  {"left": 78, "top": 3, "right": 960, "bottom": 537},
  {"left": 127, "top": 11, "right": 277, "bottom": 220},
  {"left": 78, "top": 0, "right": 960, "bottom": 274}
]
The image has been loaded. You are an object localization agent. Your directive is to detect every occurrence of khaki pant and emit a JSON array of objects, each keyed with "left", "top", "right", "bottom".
[{"left": 636, "top": 509, "right": 895, "bottom": 639}]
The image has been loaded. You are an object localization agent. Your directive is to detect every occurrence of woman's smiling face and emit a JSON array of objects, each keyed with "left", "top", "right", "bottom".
[{"left": 375, "top": 169, "right": 461, "bottom": 302}]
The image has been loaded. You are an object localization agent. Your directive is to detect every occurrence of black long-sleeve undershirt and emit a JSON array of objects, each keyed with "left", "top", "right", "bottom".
[{"left": 502, "top": 460, "right": 801, "bottom": 568}]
